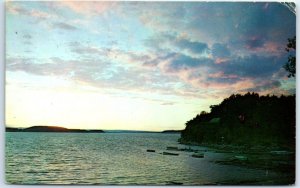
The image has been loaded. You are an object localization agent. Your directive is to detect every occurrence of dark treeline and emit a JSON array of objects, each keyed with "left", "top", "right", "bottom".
[{"left": 180, "top": 92, "right": 295, "bottom": 149}]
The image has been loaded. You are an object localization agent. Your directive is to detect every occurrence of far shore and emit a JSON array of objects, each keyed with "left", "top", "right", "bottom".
[
  {"left": 6, "top": 126, "right": 104, "bottom": 133},
  {"left": 6, "top": 126, "right": 183, "bottom": 134}
]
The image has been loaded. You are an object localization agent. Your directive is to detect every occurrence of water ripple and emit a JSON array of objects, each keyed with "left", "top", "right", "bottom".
[{"left": 6, "top": 132, "right": 281, "bottom": 185}]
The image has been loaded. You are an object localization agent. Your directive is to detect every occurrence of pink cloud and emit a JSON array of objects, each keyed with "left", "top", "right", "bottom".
[
  {"left": 231, "top": 79, "right": 255, "bottom": 90},
  {"left": 58, "top": 1, "right": 116, "bottom": 16},
  {"left": 196, "top": 78, "right": 253, "bottom": 91},
  {"left": 7, "top": 2, "right": 56, "bottom": 20},
  {"left": 30, "top": 9, "right": 53, "bottom": 19},
  {"left": 215, "top": 58, "right": 229, "bottom": 64},
  {"left": 263, "top": 41, "right": 284, "bottom": 55},
  {"left": 250, "top": 41, "right": 284, "bottom": 57},
  {"left": 244, "top": 35, "right": 284, "bottom": 56},
  {"left": 208, "top": 71, "right": 238, "bottom": 79}
]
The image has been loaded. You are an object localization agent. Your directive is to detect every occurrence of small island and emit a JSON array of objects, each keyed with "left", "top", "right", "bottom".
[{"left": 6, "top": 126, "right": 104, "bottom": 133}]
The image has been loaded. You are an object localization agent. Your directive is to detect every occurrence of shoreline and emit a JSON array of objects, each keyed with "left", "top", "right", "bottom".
[
  {"left": 179, "top": 139, "right": 295, "bottom": 184},
  {"left": 178, "top": 138, "right": 295, "bottom": 153}
]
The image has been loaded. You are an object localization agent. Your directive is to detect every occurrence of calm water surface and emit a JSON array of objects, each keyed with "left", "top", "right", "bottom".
[{"left": 6, "top": 132, "right": 282, "bottom": 185}]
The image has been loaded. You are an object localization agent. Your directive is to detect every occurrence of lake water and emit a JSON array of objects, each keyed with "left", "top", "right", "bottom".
[{"left": 6, "top": 132, "right": 284, "bottom": 185}]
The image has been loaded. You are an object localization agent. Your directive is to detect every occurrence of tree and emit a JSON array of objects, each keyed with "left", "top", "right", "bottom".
[{"left": 284, "top": 36, "right": 296, "bottom": 77}]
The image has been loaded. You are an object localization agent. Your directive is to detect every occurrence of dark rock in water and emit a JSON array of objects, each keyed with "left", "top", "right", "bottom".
[
  {"left": 166, "top": 146, "right": 180, "bottom": 151},
  {"left": 191, "top": 153, "right": 204, "bottom": 158},
  {"left": 147, "top": 149, "right": 155, "bottom": 152},
  {"left": 167, "top": 146, "right": 200, "bottom": 152},
  {"left": 163, "top": 152, "right": 179, "bottom": 156}
]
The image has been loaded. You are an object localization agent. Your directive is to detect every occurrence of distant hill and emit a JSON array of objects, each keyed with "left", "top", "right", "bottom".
[
  {"left": 6, "top": 126, "right": 104, "bottom": 133},
  {"left": 161, "top": 130, "right": 182, "bottom": 134}
]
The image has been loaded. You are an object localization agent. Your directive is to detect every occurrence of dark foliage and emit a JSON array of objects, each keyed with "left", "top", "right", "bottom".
[
  {"left": 181, "top": 93, "right": 295, "bottom": 149},
  {"left": 284, "top": 36, "right": 296, "bottom": 77}
]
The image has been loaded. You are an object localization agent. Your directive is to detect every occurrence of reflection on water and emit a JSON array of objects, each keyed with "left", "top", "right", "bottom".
[{"left": 6, "top": 132, "right": 282, "bottom": 185}]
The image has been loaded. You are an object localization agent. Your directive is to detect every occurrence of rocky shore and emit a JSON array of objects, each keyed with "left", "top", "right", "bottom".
[{"left": 179, "top": 139, "right": 295, "bottom": 185}]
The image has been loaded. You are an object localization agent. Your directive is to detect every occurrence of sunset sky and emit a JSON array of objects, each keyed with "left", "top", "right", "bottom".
[{"left": 6, "top": 1, "right": 296, "bottom": 131}]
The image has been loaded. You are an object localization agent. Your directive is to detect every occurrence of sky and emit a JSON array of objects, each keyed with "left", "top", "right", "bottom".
[{"left": 5, "top": 1, "right": 296, "bottom": 131}]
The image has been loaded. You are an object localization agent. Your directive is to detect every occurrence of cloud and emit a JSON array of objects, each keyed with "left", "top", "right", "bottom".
[
  {"left": 139, "top": 2, "right": 295, "bottom": 57},
  {"left": 7, "top": 2, "right": 55, "bottom": 20},
  {"left": 58, "top": 1, "right": 116, "bottom": 16},
  {"left": 236, "top": 79, "right": 293, "bottom": 96},
  {"left": 51, "top": 22, "right": 77, "bottom": 31},
  {"left": 6, "top": 2, "right": 78, "bottom": 32},
  {"left": 7, "top": 54, "right": 219, "bottom": 101},
  {"left": 134, "top": 2, "right": 186, "bottom": 30},
  {"left": 23, "top": 41, "right": 32, "bottom": 46},
  {"left": 136, "top": 46, "right": 288, "bottom": 94},
  {"left": 30, "top": 9, "right": 54, "bottom": 20},
  {"left": 161, "top": 102, "right": 175, "bottom": 106},
  {"left": 71, "top": 46, "right": 101, "bottom": 55},
  {"left": 69, "top": 42, "right": 158, "bottom": 68},
  {"left": 186, "top": 54, "right": 286, "bottom": 91},
  {"left": 142, "top": 30, "right": 289, "bottom": 94},
  {"left": 217, "top": 55, "right": 285, "bottom": 78},
  {"left": 6, "top": 56, "right": 179, "bottom": 96},
  {"left": 6, "top": 43, "right": 292, "bottom": 100},
  {"left": 143, "top": 32, "right": 286, "bottom": 88},
  {"left": 6, "top": 2, "right": 295, "bottom": 99},
  {"left": 143, "top": 53, "right": 175, "bottom": 67},
  {"left": 212, "top": 43, "right": 230, "bottom": 58},
  {"left": 175, "top": 38, "right": 209, "bottom": 54},
  {"left": 23, "top": 34, "right": 32, "bottom": 39},
  {"left": 7, "top": 57, "right": 75, "bottom": 76},
  {"left": 7, "top": 2, "right": 81, "bottom": 31},
  {"left": 145, "top": 33, "right": 210, "bottom": 57},
  {"left": 245, "top": 36, "right": 266, "bottom": 49},
  {"left": 166, "top": 54, "right": 212, "bottom": 72},
  {"left": 249, "top": 80, "right": 281, "bottom": 92}
]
